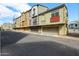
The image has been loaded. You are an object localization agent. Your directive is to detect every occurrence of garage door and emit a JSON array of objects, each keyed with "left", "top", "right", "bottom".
[
  {"left": 30, "top": 27, "right": 40, "bottom": 33},
  {"left": 42, "top": 27, "right": 59, "bottom": 35},
  {"left": 31, "top": 28, "right": 38, "bottom": 32}
]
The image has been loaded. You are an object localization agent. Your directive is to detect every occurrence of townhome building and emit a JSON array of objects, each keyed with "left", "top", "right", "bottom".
[
  {"left": 30, "top": 4, "right": 68, "bottom": 35},
  {"left": 30, "top": 4, "right": 49, "bottom": 32},
  {"left": 13, "top": 4, "right": 68, "bottom": 36},
  {"left": 13, "top": 16, "right": 21, "bottom": 31},
  {"left": 13, "top": 10, "right": 30, "bottom": 31},
  {"left": 19, "top": 10, "right": 30, "bottom": 31}
]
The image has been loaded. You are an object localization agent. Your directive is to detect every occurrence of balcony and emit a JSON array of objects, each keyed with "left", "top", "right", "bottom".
[{"left": 50, "top": 16, "right": 60, "bottom": 22}]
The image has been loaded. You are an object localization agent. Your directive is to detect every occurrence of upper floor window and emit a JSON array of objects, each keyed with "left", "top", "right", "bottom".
[
  {"left": 51, "top": 12, "right": 59, "bottom": 17},
  {"left": 50, "top": 11, "right": 60, "bottom": 22},
  {"left": 75, "top": 24, "right": 78, "bottom": 29},
  {"left": 33, "top": 8, "right": 35, "bottom": 16}
]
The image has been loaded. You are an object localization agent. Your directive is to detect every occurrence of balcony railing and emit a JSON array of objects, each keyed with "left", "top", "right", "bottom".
[{"left": 50, "top": 16, "right": 60, "bottom": 22}]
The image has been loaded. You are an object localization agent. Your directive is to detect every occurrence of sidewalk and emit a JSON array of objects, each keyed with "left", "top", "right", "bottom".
[{"left": 25, "top": 31, "right": 79, "bottom": 40}]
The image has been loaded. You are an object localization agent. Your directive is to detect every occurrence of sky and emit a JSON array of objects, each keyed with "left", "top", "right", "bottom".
[{"left": 0, "top": 3, "right": 78, "bottom": 24}]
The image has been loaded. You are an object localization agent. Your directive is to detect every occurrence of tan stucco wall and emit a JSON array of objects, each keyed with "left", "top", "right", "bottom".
[
  {"left": 38, "top": 6, "right": 48, "bottom": 14},
  {"left": 38, "top": 6, "right": 68, "bottom": 35},
  {"left": 59, "top": 24, "right": 68, "bottom": 35},
  {"left": 14, "top": 11, "right": 30, "bottom": 31},
  {"left": 15, "top": 17, "right": 21, "bottom": 28},
  {"left": 30, "top": 5, "right": 48, "bottom": 26},
  {"left": 39, "top": 6, "right": 68, "bottom": 25},
  {"left": 58, "top": 7, "right": 68, "bottom": 35}
]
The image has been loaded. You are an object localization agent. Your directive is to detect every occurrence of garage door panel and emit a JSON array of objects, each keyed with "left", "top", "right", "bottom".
[{"left": 43, "top": 27, "right": 59, "bottom": 35}]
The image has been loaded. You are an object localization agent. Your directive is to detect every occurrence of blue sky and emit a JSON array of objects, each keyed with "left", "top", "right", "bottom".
[
  {"left": 0, "top": 3, "right": 78, "bottom": 24},
  {"left": 29, "top": 3, "right": 79, "bottom": 22}
]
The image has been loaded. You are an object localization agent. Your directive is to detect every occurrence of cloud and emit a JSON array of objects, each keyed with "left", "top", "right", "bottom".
[
  {"left": 0, "top": 0, "right": 79, "bottom": 3},
  {"left": 0, "top": 3, "right": 31, "bottom": 24},
  {"left": 0, "top": 0, "right": 29, "bottom": 3},
  {"left": 1, "top": 3, "right": 31, "bottom": 12}
]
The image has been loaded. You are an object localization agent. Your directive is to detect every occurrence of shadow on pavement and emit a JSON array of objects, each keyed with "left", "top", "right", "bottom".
[
  {"left": 1, "top": 31, "right": 28, "bottom": 47},
  {"left": 1, "top": 41, "right": 79, "bottom": 56}
]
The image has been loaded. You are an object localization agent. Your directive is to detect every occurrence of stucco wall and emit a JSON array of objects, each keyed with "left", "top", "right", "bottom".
[
  {"left": 38, "top": 6, "right": 48, "bottom": 14},
  {"left": 30, "top": 5, "right": 48, "bottom": 26},
  {"left": 39, "top": 6, "right": 68, "bottom": 25},
  {"left": 15, "top": 17, "right": 21, "bottom": 28},
  {"left": 14, "top": 11, "right": 30, "bottom": 29}
]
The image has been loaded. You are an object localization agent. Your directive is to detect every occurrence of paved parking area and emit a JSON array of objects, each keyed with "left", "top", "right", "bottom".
[{"left": 0, "top": 31, "right": 79, "bottom": 56}]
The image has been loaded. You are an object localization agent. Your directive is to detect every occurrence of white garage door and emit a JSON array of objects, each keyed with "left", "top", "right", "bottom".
[{"left": 42, "top": 27, "right": 59, "bottom": 35}]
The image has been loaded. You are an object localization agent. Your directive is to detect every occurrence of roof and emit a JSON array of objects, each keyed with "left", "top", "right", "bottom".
[
  {"left": 22, "top": 9, "right": 31, "bottom": 14},
  {"left": 69, "top": 20, "right": 79, "bottom": 24}
]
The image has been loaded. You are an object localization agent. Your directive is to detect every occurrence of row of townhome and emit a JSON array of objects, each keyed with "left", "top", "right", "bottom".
[
  {"left": 13, "top": 4, "right": 68, "bottom": 35},
  {"left": 13, "top": 10, "right": 30, "bottom": 31}
]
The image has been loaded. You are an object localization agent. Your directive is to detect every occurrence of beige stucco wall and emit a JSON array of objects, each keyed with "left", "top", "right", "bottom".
[
  {"left": 25, "top": 11, "right": 30, "bottom": 27},
  {"left": 30, "top": 5, "right": 48, "bottom": 26},
  {"left": 14, "top": 10, "right": 30, "bottom": 30},
  {"left": 38, "top": 6, "right": 48, "bottom": 14},
  {"left": 38, "top": 6, "right": 68, "bottom": 35},
  {"left": 39, "top": 6, "right": 68, "bottom": 25},
  {"left": 58, "top": 7, "right": 68, "bottom": 35},
  {"left": 31, "top": 6, "right": 38, "bottom": 17},
  {"left": 59, "top": 24, "right": 68, "bottom": 35},
  {"left": 31, "top": 5, "right": 48, "bottom": 17},
  {"left": 15, "top": 17, "right": 21, "bottom": 28}
]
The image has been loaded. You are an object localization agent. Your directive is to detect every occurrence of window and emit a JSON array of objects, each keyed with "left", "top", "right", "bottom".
[
  {"left": 33, "top": 17, "right": 37, "bottom": 25},
  {"left": 51, "top": 13, "right": 54, "bottom": 17},
  {"left": 75, "top": 24, "right": 77, "bottom": 27},
  {"left": 51, "top": 12, "right": 59, "bottom": 17},
  {"left": 55, "top": 12, "right": 59, "bottom": 16},
  {"left": 33, "top": 8, "right": 35, "bottom": 16},
  {"left": 50, "top": 11, "right": 60, "bottom": 22},
  {"left": 75, "top": 24, "right": 78, "bottom": 29}
]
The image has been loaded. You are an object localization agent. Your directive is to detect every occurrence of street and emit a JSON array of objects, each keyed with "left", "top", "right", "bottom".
[{"left": 0, "top": 31, "right": 79, "bottom": 56}]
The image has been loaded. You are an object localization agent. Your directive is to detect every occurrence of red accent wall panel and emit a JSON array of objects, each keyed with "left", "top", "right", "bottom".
[{"left": 50, "top": 16, "right": 60, "bottom": 22}]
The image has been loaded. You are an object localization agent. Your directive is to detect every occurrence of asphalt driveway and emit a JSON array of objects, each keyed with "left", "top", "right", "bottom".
[{"left": 0, "top": 31, "right": 79, "bottom": 56}]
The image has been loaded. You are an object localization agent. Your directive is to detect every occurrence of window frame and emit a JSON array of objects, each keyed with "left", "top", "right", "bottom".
[
  {"left": 33, "top": 8, "right": 36, "bottom": 16},
  {"left": 51, "top": 10, "right": 59, "bottom": 17}
]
